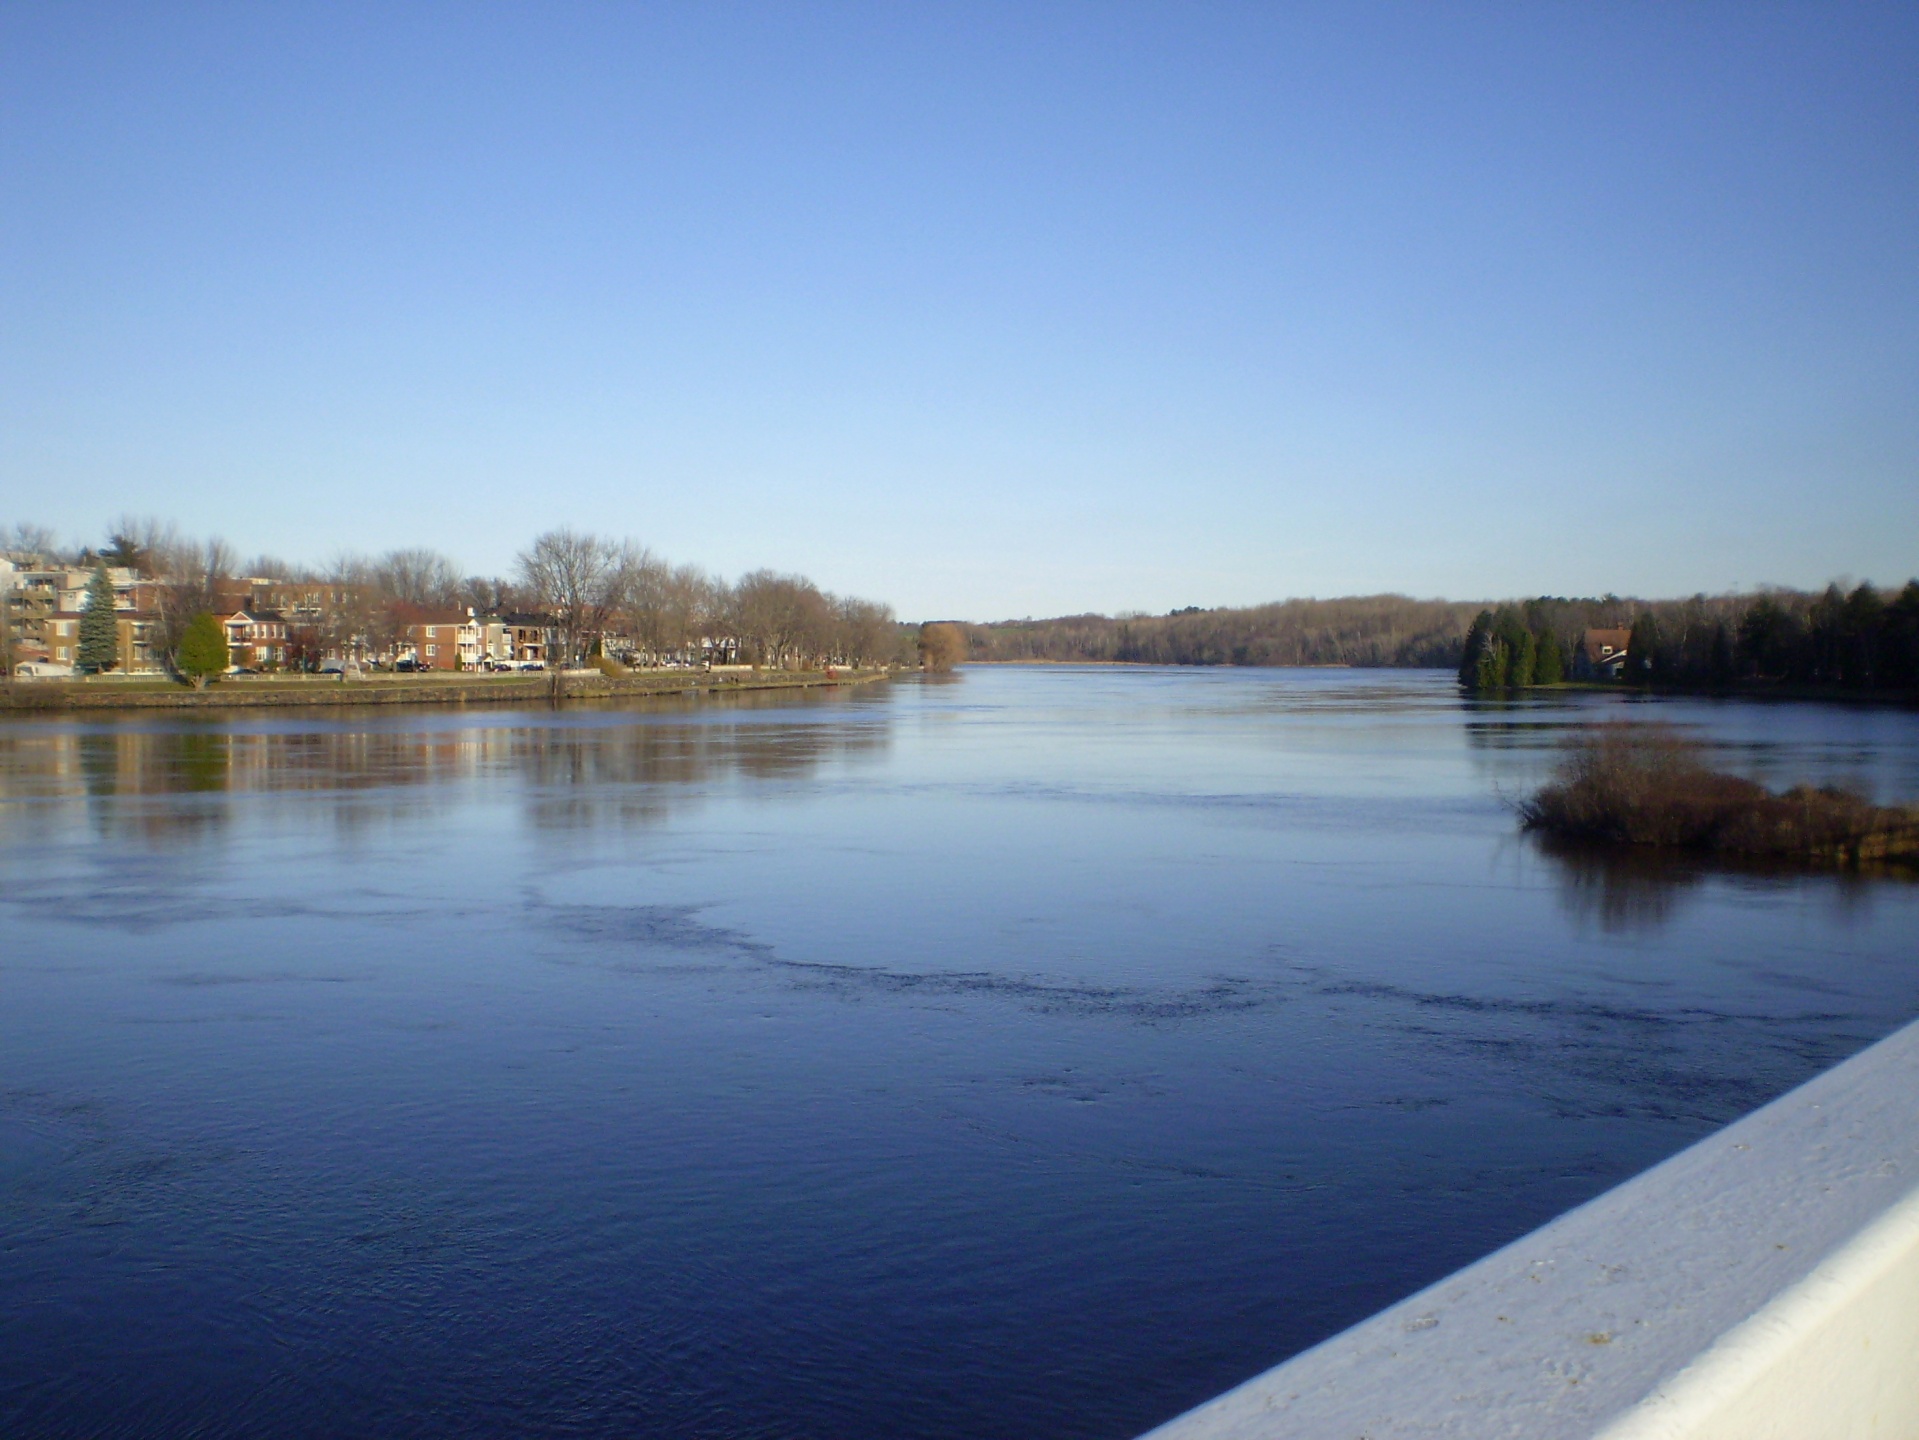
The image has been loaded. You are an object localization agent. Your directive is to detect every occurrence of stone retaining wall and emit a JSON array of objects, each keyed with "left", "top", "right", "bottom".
[{"left": 0, "top": 669, "right": 890, "bottom": 711}]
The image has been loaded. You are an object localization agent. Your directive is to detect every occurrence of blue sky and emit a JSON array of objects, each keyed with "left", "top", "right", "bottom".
[{"left": 2, "top": 2, "right": 1914, "bottom": 619}]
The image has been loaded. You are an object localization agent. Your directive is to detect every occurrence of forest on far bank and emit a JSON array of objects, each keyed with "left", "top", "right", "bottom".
[
  {"left": 944, "top": 582, "right": 1919, "bottom": 695},
  {"left": 958, "top": 595, "right": 1481, "bottom": 668},
  {"left": 1458, "top": 582, "right": 1919, "bottom": 693}
]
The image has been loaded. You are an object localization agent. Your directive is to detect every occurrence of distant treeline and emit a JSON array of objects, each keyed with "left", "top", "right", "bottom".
[
  {"left": 961, "top": 595, "right": 1483, "bottom": 668},
  {"left": 950, "top": 581, "right": 1919, "bottom": 697},
  {"left": 1460, "top": 582, "right": 1919, "bottom": 693}
]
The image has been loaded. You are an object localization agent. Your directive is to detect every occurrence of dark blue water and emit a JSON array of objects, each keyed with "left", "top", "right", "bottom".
[{"left": 3, "top": 668, "right": 1917, "bottom": 1439}]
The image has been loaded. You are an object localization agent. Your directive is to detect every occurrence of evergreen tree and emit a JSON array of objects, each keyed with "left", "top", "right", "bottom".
[
  {"left": 1841, "top": 583, "right": 1885, "bottom": 687},
  {"left": 1625, "top": 614, "right": 1661, "bottom": 684},
  {"left": 1708, "top": 623, "right": 1734, "bottom": 684},
  {"left": 1488, "top": 608, "right": 1532, "bottom": 687},
  {"left": 77, "top": 563, "right": 120, "bottom": 673},
  {"left": 1511, "top": 630, "right": 1537, "bottom": 688},
  {"left": 1532, "top": 629, "right": 1565, "bottom": 685},
  {"left": 176, "top": 612, "right": 229, "bottom": 688},
  {"left": 1806, "top": 584, "right": 1847, "bottom": 682},
  {"left": 1457, "top": 611, "right": 1493, "bottom": 687},
  {"left": 1884, "top": 581, "right": 1919, "bottom": 689},
  {"left": 1736, "top": 597, "right": 1800, "bottom": 679},
  {"left": 1475, "top": 637, "right": 1509, "bottom": 690}
]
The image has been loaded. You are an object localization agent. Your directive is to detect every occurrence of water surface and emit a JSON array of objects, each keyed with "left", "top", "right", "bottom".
[{"left": 3, "top": 668, "right": 1917, "bottom": 1438}]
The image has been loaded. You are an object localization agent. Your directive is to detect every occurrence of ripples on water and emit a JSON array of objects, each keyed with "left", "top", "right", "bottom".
[{"left": 2, "top": 669, "right": 1917, "bottom": 1438}]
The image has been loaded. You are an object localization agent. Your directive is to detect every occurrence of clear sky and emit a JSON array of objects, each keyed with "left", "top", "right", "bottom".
[{"left": 2, "top": 2, "right": 1914, "bottom": 620}]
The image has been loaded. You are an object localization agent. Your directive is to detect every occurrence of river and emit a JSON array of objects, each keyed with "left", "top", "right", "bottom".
[{"left": 3, "top": 666, "right": 1917, "bottom": 1438}]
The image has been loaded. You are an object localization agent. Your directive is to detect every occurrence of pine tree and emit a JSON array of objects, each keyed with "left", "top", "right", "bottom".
[
  {"left": 1475, "top": 637, "right": 1509, "bottom": 690},
  {"left": 1884, "top": 581, "right": 1919, "bottom": 689},
  {"left": 77, "top": 563, "right": 120, "bottom": 674},
  {"left": 1457, "top": 611, "right": 1492, "bottom": 687},
  {"left": 1511, "top": 630, "right": 1537, "bottom": 688},
  {"left": 1533, "top": 630, "right": 1565, "bottom": 685},
  {"left": 1708, "top": 623, "right": 1734, "bottom": 684},
  {"left": 1489, "top": 609, "right": 1532, "bottom": 688},
  {"left": 176, "top": 612, "right": 229, "bottom": 688},
  {"left": 1626, "top": 614, "right": 1661, "bottom": 684}
]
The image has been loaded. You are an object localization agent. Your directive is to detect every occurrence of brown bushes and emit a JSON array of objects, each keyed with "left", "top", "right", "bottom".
[
  {"left": 1520, "top": 723, "right": 1919, "bottom": 866},
  {"left": 918, "top": 622, "right": 967, "bottom": 672}
]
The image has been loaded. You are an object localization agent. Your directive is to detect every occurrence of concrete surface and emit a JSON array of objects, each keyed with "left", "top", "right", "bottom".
[{"left": 1140, "top": 1015, "right": 1919, "bottom": 1440}]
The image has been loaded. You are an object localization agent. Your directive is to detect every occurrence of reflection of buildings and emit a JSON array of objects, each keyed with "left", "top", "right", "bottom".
[{"left": 0, "top": 694, "right": 893, "bottom": 847}]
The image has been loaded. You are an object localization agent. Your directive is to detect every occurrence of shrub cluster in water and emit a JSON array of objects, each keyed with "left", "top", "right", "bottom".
[{"left": 1520, "top": 724, "right": 1919, "bottom": 867}]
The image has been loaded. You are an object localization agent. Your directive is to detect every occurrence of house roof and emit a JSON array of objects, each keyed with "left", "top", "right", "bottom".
[
  {"left": 1582, "top": 627, "right": 1633, "bottom": 662},
  {"left": 390, "top": 603, "right": 471, "bottom": 626}
]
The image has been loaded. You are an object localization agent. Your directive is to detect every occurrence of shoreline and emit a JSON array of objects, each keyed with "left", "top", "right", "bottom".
[
  {"left": 965, "top": 661, "right": 1919, "bottom": 705},
  {"left": 0, "top": 667, "right": 892, "bottom": 713},
  {"left": 1496, "top": 678, "right": 1919, "bottom": 708}
]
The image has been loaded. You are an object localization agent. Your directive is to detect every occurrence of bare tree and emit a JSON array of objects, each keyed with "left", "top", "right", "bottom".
[
  {"left": 1, "top": 523, "right": 62, "bottom": 564},
  {"left": 461, "top": 574, "right": 522, "bottom": 617},
  {"left": 835, "top": 597, "right": 897, "bottom": 668},
  {"left": 103, "top": 517, "right": 184, "bottom": 577},
  {"left": 516, "top": 529, "right": 646, "bottom": 667},
  {"left": 320, "top": 555, "right": 381, "bottom": 668},
  {"left": 373, "top": 549, "right": 462, "bottom": 607},
  {"left": 245, "top": 554, "right": 298, "bottom": 582},
  {"left": 150, "top": 536, "right": 238, "bottom": 670},
  {"left": 731, "top": 570, "right": 817, "bottom": 667}
]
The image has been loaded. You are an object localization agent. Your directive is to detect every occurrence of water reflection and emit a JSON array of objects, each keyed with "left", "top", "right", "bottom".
[
  {"left": 1534, "top": 832, "right": 1898, "bottom": 935},
  {"left": 0, "top": 692, "right": 894, "bottom": 848},
  {"left": 4, "top": 669, "right": 1918, "bottom": 1440},
  {"left": 1462, "top": 694, "right": 1919, "bottom": 803}
]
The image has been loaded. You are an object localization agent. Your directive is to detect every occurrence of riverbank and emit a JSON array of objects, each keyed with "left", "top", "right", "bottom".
[
  {"left": 1490, "top": 678, "right": 1919, "bottom": 707},
  {"left": 0, "top": 667, "right": 892, "bottom": 712}
]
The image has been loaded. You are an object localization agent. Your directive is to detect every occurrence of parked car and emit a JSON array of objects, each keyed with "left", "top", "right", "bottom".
[
  {"left": 395, "top": 658, "right": 419, "bottom": 673},
  {"left": 10, "top": 662, "right": 75, "bottom": 679},
  {"left": 318, "top": 662, "right": 345, "bottom": 675}
]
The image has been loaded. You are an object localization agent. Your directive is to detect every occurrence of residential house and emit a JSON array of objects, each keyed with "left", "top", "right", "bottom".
[
  {"left": 391, "top": 604, "right": 481, "bottom": 670},
  {"left": 222, "top": 608, "right": 290, "bottom": 669},
  {"left": 496, "top": 613, "right": 553, "bottom": 665},
  {"left": 1575, "top": 627, "right": 1633, "bottom": 681},
  {"left": 5, "top": 565, "right": 164, "bottom": 673}
]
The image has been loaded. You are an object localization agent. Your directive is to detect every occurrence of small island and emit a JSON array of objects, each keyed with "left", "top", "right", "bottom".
[{"left": 1520, "top": 723, "right": 1919, "bottom": 869}]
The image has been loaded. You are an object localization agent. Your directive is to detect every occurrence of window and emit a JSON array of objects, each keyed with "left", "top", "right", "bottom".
[{"left": 426, "top": 645, "right": 436, "bottom": 656}]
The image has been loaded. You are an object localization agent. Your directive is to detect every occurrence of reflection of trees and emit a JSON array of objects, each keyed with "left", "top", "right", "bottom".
[
  {"left": 0, "top": 691, "right": 894, "bottom": 848},
  {"left": 1534, "top": 834, "right": 1705, "bottom": 933},
  {"left": 518, "top": 708, "right": 890, "bottom": 831},
  {"left": 1534, "top": 832, "right": 1889, "bottom": 935}
]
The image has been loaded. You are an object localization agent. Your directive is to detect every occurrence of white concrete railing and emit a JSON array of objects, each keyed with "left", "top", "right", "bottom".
[{"left": 1141, "top": 1016, "right": 1919, "bottom": 1440}]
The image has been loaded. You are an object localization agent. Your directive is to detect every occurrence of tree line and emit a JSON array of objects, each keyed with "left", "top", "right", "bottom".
[
  {"left": 910, "top": 581, "right": 1919, "bottom": 697},
  {"left": 1, "top": 519, "right": 907, "bottom": 674},
  {"left": 955, "top": 595, "right": 1484, "bottom": 668},
  {"left": 1458, "top": 583, "right": 1919, "bottom": 693}
]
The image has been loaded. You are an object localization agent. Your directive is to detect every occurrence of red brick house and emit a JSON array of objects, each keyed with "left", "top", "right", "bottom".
[
  {"left": 222, "top": 608, "right": 289, "bottom": 669},
  {"left": 391, "top": 604, "right": 478, "bottom": 670}
]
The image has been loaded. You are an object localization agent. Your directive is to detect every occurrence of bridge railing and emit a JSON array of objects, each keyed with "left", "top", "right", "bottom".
[{"left": 1141, "top": 1015, "right": 1919, "bottom": 1440}]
